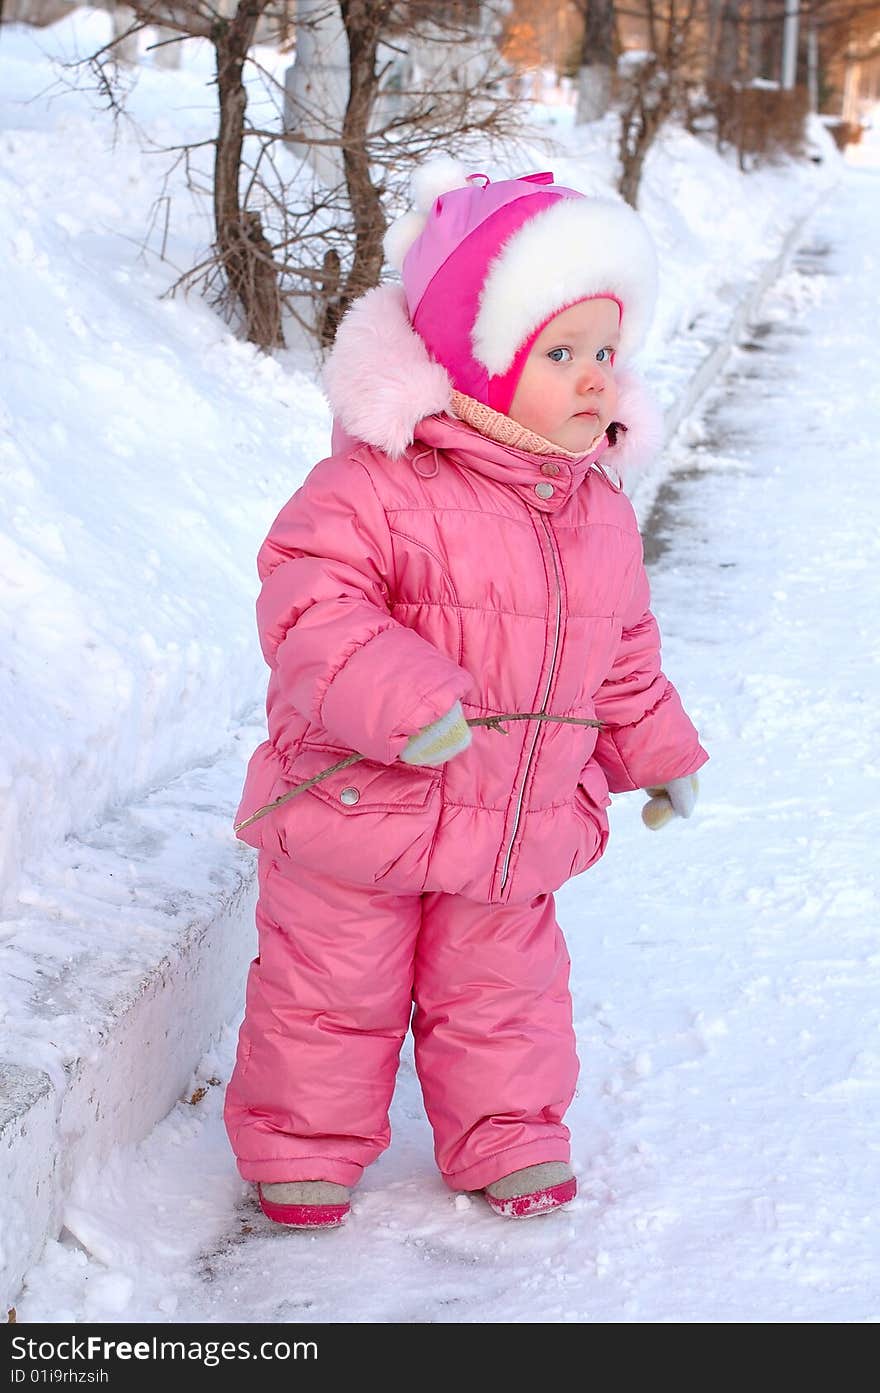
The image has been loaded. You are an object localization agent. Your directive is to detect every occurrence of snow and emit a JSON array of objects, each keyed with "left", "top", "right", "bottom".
[{"left": 4, "top": 10, "right": 879, "bottom": 1323}]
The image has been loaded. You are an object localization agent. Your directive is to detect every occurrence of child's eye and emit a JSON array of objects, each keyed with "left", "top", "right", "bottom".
[
  {"left": 596, "top": 346, "right": 614, "bottom": 363},
  {"left": 547, "top": 347, "right": 572, "bottom": 363}
]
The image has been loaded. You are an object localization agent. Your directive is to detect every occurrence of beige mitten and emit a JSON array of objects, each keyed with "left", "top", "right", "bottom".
[
  {"left": 400, "top": 700, "right": 472, "bottom": 768},
  {"left": 641, "top": 774, "right": 700, "bottom": 830}
]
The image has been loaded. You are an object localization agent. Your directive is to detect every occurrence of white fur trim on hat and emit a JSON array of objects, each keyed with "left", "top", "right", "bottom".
[
  {"left": 472, "top": 196, "right": 657, "bottom": 372},
  {"left": 322, "top": 283, "right": 452, "bottom": 459},
  {"left": 383, "top": 156, "right": 470, "bottom": 272}
]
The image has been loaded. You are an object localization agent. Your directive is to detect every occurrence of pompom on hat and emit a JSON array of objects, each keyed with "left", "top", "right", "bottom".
[{"left": 383, "top": 159, "right": 658, "bottom": 415}]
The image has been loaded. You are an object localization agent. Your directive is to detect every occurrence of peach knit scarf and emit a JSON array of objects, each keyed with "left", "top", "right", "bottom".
[{"left": 449, "top": 390, "right": 604, "bottom": 459}]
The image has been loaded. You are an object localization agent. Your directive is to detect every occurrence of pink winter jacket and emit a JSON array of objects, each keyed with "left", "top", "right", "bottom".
[{"left": 234, "top": 286, "right": 708, "bottom": 905}]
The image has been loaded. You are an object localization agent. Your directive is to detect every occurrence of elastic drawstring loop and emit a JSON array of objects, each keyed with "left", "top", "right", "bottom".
[
  {"left": 412, "top": 447, "right": 440, "bottom": 479},
  {"left": 592, "top": 461, "right": 623, "bottom": 492}
]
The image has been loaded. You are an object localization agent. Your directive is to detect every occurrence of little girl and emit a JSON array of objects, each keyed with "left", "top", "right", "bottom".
[{"left": 225, "top": 162, "right": 708, "bottom": 1228}]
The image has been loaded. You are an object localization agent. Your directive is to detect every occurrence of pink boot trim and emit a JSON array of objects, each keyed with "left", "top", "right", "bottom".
[
  {"left": 484, "top": 1175, "right": 577, "bottom": 1219},
  {"left": 257, "top": 1185, "right": 350, "bottom": 1229}
]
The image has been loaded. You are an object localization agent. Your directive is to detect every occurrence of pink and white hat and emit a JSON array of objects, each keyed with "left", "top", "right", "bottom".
[{"left": 383, "top": 159, "right": 658, "bottom": 415}]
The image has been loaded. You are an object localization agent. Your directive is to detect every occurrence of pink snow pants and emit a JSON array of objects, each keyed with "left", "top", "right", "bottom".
[{"left": 224, "top": 852, "right": 578, "bottom": 1192}]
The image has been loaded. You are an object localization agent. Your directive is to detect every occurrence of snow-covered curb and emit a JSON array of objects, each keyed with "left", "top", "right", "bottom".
[{"left": 0, "top": 728, "right": 261, "bottom": 1310}]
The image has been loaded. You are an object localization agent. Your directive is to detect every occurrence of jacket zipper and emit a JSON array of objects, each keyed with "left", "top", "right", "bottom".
[{"left": 499, "top": 510, "right": 562, "bottom": 891}]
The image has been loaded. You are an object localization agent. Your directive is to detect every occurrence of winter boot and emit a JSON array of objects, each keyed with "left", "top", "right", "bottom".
[
  {"left": 483, "top": 1162, "right": 576, "bottom": 1219},
  {"left": 257, "top": 1180, "right": 351, "bottom": 1228}
]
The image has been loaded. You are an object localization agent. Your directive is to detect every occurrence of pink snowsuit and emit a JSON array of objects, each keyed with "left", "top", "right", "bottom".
[{"left": 224, "top": 287, "right": 708, "bottom": 1192}]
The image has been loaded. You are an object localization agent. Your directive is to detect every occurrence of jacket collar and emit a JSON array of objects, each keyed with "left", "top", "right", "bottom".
[{"left": 410, "top": 411, "right": 606, "bottom": 515}]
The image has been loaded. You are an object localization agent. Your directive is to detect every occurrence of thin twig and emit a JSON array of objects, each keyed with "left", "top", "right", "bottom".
[{"left": 234, "top": 713, "right": 606, "bottom": 833}]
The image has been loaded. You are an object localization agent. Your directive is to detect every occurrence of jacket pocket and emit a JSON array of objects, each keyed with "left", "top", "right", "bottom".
[
  {"left": 267, "top": 745, "right": 442, "bottom": 892},
  {"left": 570, "top": 760, "right": 612, "bottom": 876},
  {"left": 234, "top": 740, "right": 284, "bottom": 852}
]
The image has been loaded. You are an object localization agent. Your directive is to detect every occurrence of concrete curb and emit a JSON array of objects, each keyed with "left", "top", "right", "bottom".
[
  {"left": 0, "top": 181, "right": 836, "bottom": 1314},
  {"left": 0, "top": 735, "right": 260, "bottom": 1311}
]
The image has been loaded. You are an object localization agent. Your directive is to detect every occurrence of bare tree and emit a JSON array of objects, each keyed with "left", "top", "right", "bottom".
[
  {"left": 802, "top": 0, "right": 880, "bottom": 124},
  {"left": 76, "top": 1, "right": 288, "bottom": 347},
  {"left": 280, "top": 0, "right": 524, "bottom": 344},
  {"left": 612, "top": 1, "right": 880, "bottom": 198},
  {"left": 214, "top": 1, "right": 285, "bottom": 347},
  {"left": 71, "top": 0, "right": 523, "bottom": 351},
  {"left": 736, "top": 1, "right": 880, "bottom": 117},
  {"left": 615, "top": 1, "right": 703, "bottom": 205},
  {"left": 617, "top": 52, "right": 673, "bottom": 204}
]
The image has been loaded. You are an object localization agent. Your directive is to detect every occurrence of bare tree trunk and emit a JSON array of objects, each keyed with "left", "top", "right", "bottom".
[
  {"left": 645, "top": 0, "right": 660, "bottom": 57},
  {"left": 214, "top": 0, "right": 284, "bottom": 347},
  {"left": 76, "top": 1, "right": 523, "bottom": 352},
  {"left": 575, "top": 0, "right": 616, "bottom": 124},
  {"left": 327, "top": 0, "right": 393, "bottom": 344},
  {"left": 618, "top": 55, "right": 669, "bottom": 207}
]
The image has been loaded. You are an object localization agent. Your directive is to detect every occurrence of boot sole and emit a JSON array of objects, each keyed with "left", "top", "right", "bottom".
[
  {"left": 484, "top": 1176, "right": 577, "bottom": 1219},
  {"left": 258, "top": 1185, "right": 350, "bottom": 1228}
]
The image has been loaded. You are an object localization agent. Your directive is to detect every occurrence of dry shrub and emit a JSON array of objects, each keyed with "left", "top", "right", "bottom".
[
  {"left": 709, "top": 83, "right": 810, "bottom": 170},
  {"left": 824, "top": 118, "right": 863, "bottom": 150}
]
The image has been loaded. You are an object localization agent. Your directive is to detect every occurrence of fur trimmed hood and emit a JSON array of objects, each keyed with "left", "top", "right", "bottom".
[{"left": 322, "top": 283, "right": 664, "bottom": 481}]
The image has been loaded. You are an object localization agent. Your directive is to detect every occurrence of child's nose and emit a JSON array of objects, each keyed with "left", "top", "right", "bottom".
[{"left": 576, "top": 363, "right": 605, "bottom": 394}]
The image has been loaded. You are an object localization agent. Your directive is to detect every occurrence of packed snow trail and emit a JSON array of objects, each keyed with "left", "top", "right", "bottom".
[{"left": 15, "top": 157, "right": 880, "bottom": 1323}]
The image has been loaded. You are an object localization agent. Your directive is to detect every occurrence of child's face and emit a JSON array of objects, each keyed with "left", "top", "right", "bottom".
[{"left": 508, "top": 298, "right": 620, "bottom": 453}]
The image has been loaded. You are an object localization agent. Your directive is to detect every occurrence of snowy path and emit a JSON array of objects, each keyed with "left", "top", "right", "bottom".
[{"left": 14, "top": 159, "right": 880, "bottom": 1324}]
